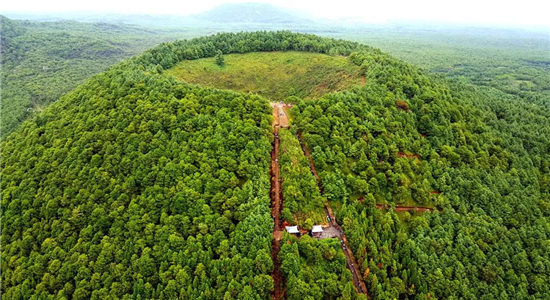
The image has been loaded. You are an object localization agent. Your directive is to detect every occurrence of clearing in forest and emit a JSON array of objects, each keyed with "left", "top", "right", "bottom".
[{"left": 165, "top": 51, "right": 363, "bottom": 101}]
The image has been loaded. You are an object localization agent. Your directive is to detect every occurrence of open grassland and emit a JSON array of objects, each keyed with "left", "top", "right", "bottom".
[{"left": 165, "top": 51, "right": 363, "bottom": 101}]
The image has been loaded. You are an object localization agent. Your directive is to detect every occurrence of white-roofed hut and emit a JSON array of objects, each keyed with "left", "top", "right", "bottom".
[
  {"left": 285, "top": 226, "right": 300, "bottom": 235},
  {"left": 311, "top": 225, "right": 323, "bottom": 238}
]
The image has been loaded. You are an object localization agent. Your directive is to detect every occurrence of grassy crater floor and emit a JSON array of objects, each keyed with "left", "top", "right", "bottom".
[{"left": 165, "top": 51, "right": 363, "bottom": 101}]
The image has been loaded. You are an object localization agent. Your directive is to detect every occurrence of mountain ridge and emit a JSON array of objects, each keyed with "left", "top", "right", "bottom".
[{"left": 193, "top": 2, "right": 312, "bottom": 24}]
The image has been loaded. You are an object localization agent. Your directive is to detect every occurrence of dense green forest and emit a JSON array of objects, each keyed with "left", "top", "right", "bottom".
[
  {"left": 335, "top": 28, "right": 550, "bottom": 108},
  {"left": 0, "top": 15, "right": 202, "bottom": 137},
  {"left": 278, "top": 234, "right": 358, "bottom": 300},
  {"left": 2, "top": 30, "right": 549, "bottom": 299},
  {"left": 291, "top": 43, "right": 550, "bottom": 298},
  {"left": 279, "top": 128, "right": 326, "bottom": 228},
  {"left": 1, "top": 32, "right": 283, "bottom": 298},
  {"left": 3, "top": 12, "right": 547, "bottom": 137}
]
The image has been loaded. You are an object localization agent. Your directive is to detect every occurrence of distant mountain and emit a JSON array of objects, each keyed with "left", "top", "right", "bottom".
[{"left": 194, "top": 2, "right": 311, "bottom": 24}]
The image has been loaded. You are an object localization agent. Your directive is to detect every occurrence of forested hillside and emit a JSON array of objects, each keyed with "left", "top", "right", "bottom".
[
  {"left": 291, "top": 46, "right": 550, "bottom": 298},
  {"left": 1, "top": 59, "right": 275, "bottom": 300},
  {"left": 0, "top": 15, "right": 196, "bottom": 137},
  {"left": 279, "top": 129, "right": 326, "bottom": 227},
  {"left": 2, "top": 31, "right": 549, "bottom": 299},
  {"left": 279, "top": 234, "right": 356, "bottom": 300},
  {"left": 336, "top": 28, "right": 550, "bottom": 108}
]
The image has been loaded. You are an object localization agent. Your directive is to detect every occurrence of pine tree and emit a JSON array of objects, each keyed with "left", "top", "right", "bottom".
[{"left": 215, "top": 50, "right": 225, "bottom": 67}]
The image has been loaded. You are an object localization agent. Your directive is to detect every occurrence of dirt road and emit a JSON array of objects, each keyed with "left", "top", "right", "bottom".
[
  {"left": 270, "top": 105, "right": 284, "bottom": 300},
  {"left": 271, "top": 102, "right": 290, "bottom": 128},
  {"left": 269, "top": 102, "right": 297, "bottom": 299}
]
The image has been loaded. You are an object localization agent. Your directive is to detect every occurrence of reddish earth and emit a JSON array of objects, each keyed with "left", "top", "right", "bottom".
[
  {"left": 270, "top": 108, "right": 284, "bottom": 300},
  {"left": 397, "top": 152, "right": 421, "bottom": 160},
  {"left": 297, "top": 131, "right": 369, "bottom": 297},
  {"left": 270, "top": 103, "right": 293, "bottom": 123},
  {"left": 429, "top": 191, "right": 441, "bottom": 195},
  {"left": 396, "top": 100, "right": 410, "bottom": 112},
  {"left": 271, "top": 103, "right": 290, "bottom": 129},
  {"left": 375, "top": 203, "right": 442, "bottom": 213},
  {"left": 361, "top": 75, "right": 366, "bottom": 86},
  {"left": 359, "top": 196, "right": 443, "bottom": 213}
]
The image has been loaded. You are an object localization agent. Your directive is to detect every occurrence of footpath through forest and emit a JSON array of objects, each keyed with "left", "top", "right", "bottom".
[
  {"left": 270, "top": 103, "right": 289, "bottom": 300},
  {"left": 296, "top": 131, "right": 369, "bottom": 297},
  {"left": 375, "top": 203, "right": 442, "bottom": 212}
]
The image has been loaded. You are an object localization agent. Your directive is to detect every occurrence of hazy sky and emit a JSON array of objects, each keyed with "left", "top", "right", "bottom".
[{"left": 3, "top": 0, "right": 549, "bottom": 26}]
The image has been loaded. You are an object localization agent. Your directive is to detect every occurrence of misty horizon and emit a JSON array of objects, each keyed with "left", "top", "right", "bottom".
[{"left": 3, "top": 0, "right": 549, "bottom": 28}]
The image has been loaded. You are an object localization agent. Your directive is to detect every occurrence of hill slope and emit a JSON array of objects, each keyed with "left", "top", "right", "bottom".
[
  {"left": 0, "top": 15, "right": 197, "bottom": 137},
  {"left": 1, "top": 31, "right": 549, "bottom": 299}
]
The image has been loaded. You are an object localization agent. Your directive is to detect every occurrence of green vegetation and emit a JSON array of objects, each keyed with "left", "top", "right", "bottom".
[
  {"left": 1, "top": 29, "right": 549, "bottom": 300},
  {"left": 339, "top": 204, "right": 415, "bottom": 299},
  {"left": 279, "top": 234, "right": 360, "bottom": 300},
  {"left": 1, "top": 32, "right": 286, "bottom": 299},
  {"left": 215, "top": 50, "right": 225, "bottom": 67},
  {"left": 165, "top": 51, "right": 363, "bottom": 101},
  {"left": 1, "top": 74, "right": 275, "bottom": 299},
  {"left": 0, "top": 15, "right": 202, "bottom": 137},
  {"left": 279, "top": 129, "right": 325, "bottom": 228},
  {"left": 335, "top": 28, "right": 550, "bottom": 107},
  {"left": 292, "top": 46, "right": 550, "bottom": 298}
]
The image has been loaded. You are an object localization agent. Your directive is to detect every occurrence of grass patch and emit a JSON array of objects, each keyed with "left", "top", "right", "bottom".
[{"left": 165, "top": 51, "right": 363, "bottom": 101}]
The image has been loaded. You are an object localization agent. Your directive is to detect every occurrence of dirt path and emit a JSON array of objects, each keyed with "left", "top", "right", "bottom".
[
  {"left": 297, "top": 131, "right": 369, "bottom": 297},
  {"left": 270, "top": 104, "right": 284, "bottom": 300},
  {"left": 375, "top": 203, "right": 442, "bottom": 213},
  {"left": 361, "top": 75, "right": 366, "bottom": 86},
  {"left": 271, "top": 102, "right": 290, "bottom": 128}
]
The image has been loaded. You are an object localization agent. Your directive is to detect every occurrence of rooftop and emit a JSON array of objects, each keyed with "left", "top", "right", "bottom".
[
  {"left": 312, "top": 225, "right": 323, "bottom": 233},
  {"left": 285, "top": 226, "right": 299, "bottom": 234}
]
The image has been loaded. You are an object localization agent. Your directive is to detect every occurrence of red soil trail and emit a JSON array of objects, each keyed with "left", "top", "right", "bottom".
[
  {"left": 271, "top": 102, "right": 291, "bottom": 129},
  {"left": 297, "top": 131, "right": 369, "bottom": 297},
  {"left": 270, "top": 104, "right": 285, "bottom": 300},
  {"left": 375, "top": 203, "right": 442, "bottom": 213},
  {"left": 361, "top": 75, "right": 366, "bottom": 86}
]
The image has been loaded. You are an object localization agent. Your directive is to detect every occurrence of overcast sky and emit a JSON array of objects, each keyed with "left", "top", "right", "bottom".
[{"left": 3, "top": 0, "right": 549, "bottom": 26}]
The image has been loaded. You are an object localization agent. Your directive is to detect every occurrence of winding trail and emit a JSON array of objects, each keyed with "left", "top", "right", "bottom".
[{"left": 297, "top": 131, "right": 369, "bottom": 297}]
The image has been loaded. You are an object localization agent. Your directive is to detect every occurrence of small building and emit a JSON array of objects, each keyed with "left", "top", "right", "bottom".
[
  {"left": 285, "top": 226, "right": 299, "bottom": 235},
  {"left": 311, "top": 225, "right": 323, "bottom": 238}
]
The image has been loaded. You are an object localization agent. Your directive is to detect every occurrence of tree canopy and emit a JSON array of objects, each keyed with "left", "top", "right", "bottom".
[{"left": 2, "top": 30, "right": 548, "bottom": 299}]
